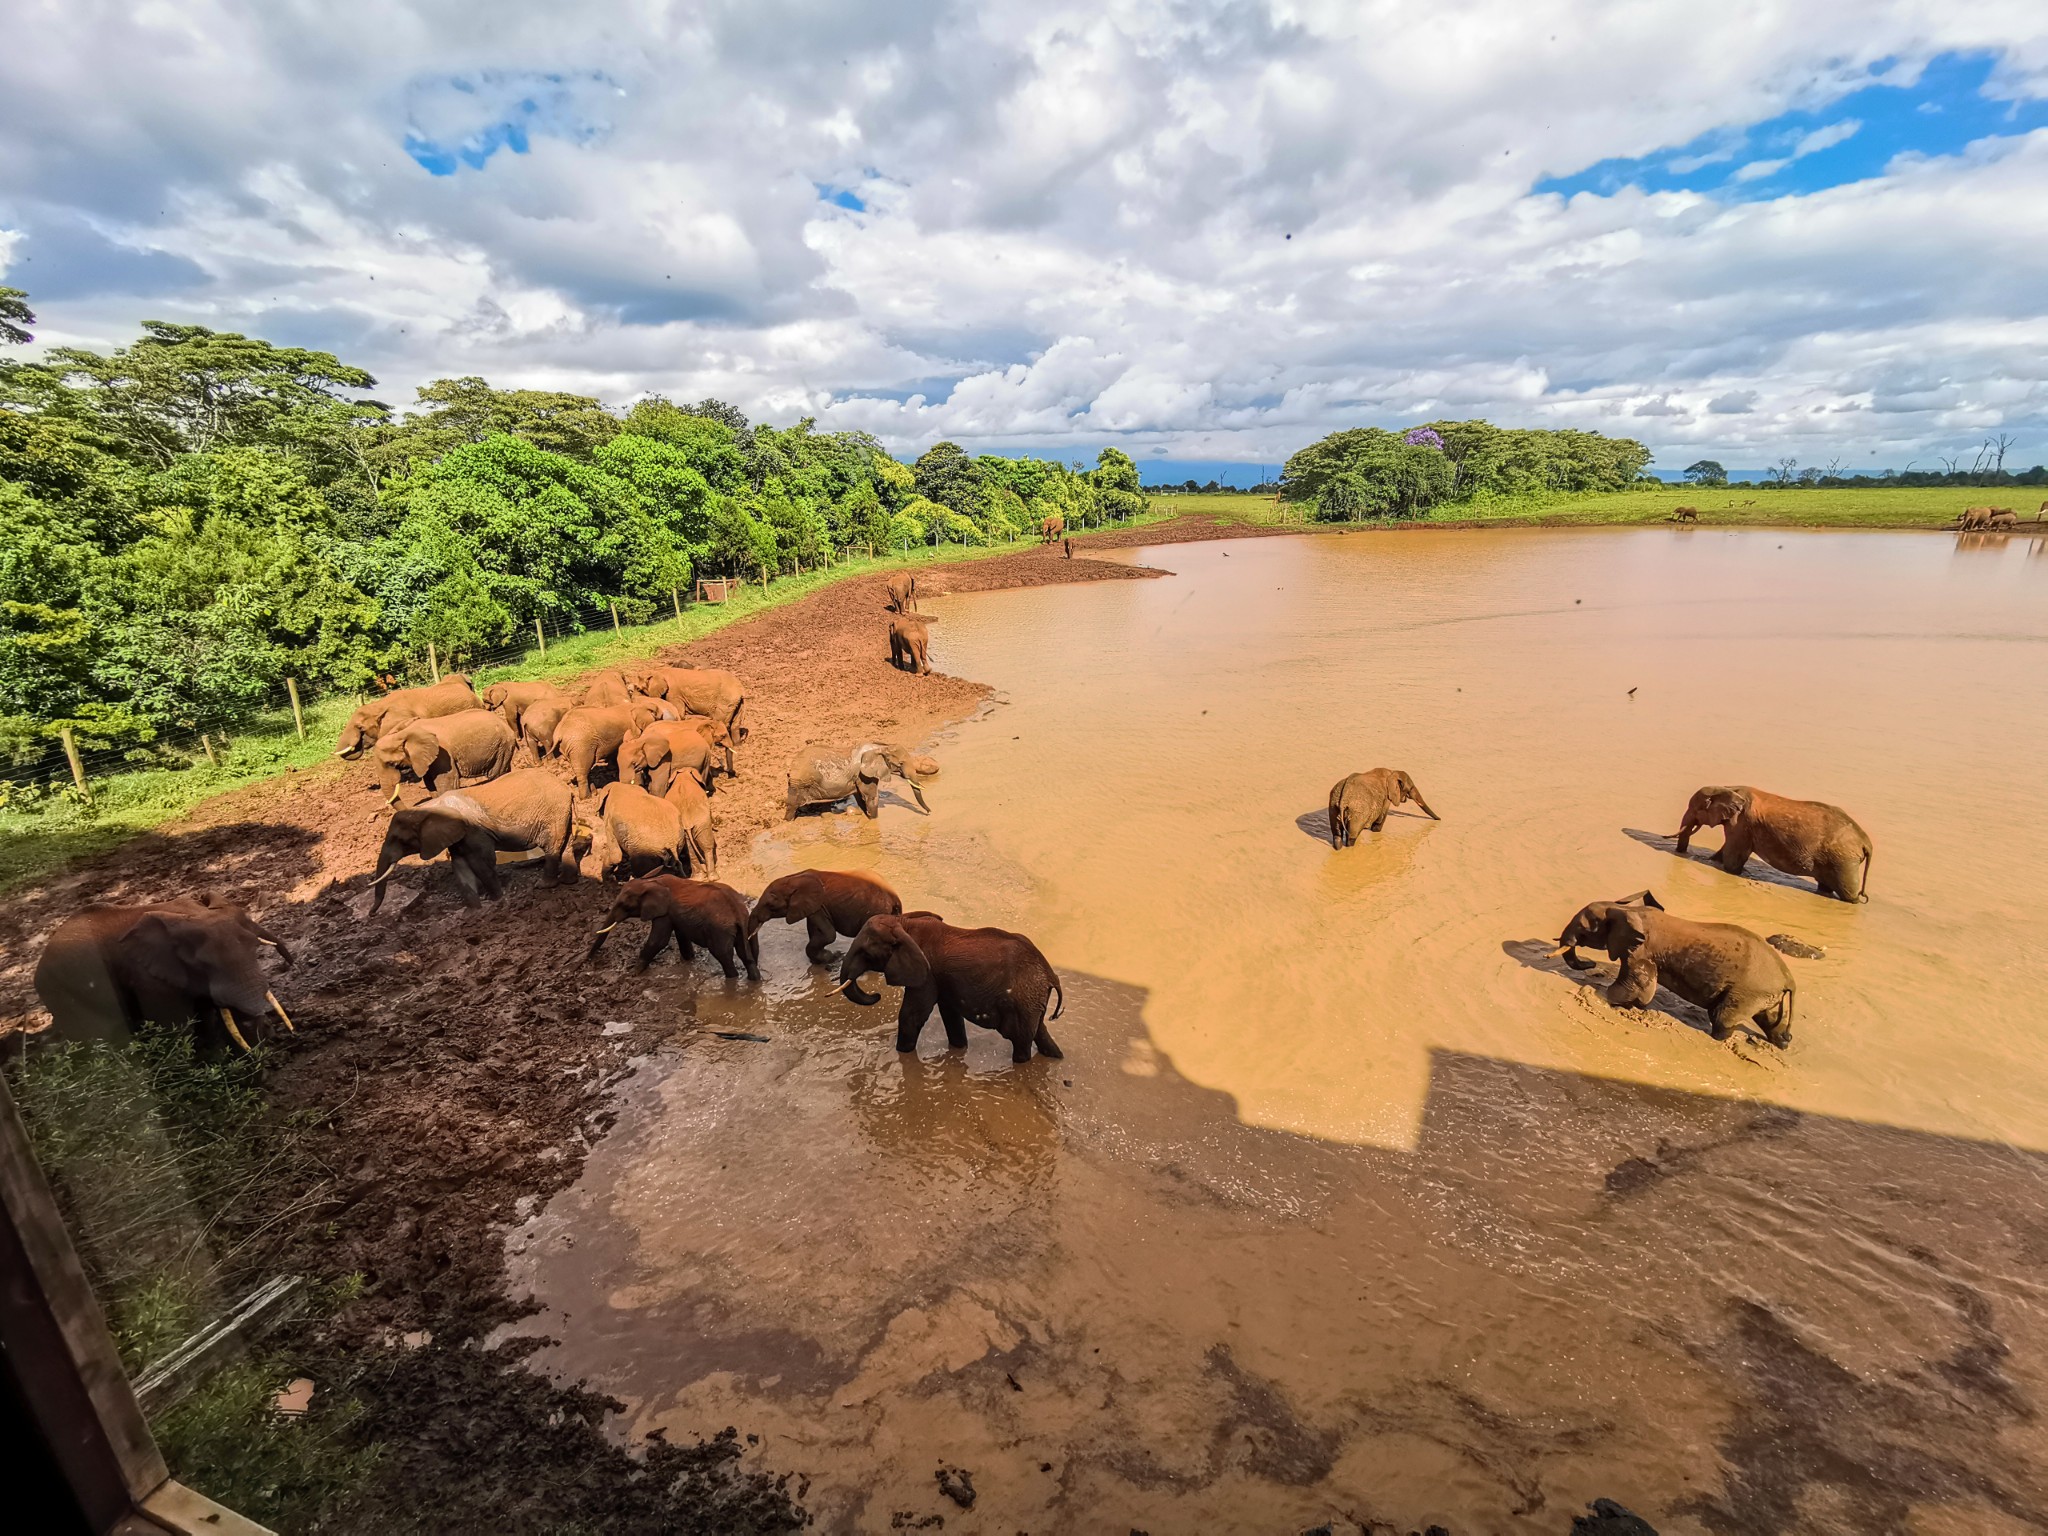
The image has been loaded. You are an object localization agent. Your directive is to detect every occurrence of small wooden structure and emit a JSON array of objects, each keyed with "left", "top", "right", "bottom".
[{"left": 696, "top": 577, "right": 738, "bottom": 604}]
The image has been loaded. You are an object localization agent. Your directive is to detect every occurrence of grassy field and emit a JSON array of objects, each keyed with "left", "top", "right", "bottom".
[{"left": 1152, "top": 485, "right": 2045, "bottom": 529}]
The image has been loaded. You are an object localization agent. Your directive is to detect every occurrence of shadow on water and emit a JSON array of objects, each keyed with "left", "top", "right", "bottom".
[
  {"left": 1621, "top": 826, "right": 1817, "bottom": 895},
  {"left": 1500, "top": 937, "right": 1721, "bottom": 1037},
  {"left": 1293, "top": 804, "right": 1437, "bottom": 845}
]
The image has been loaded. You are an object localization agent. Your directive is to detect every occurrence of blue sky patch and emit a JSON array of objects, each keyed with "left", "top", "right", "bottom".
[
  {"left": 405, "top": 70, "right": 617, "bottom": 176},
  {"left": 815, "top": 184, "right": 867, "bottom": 212},
  {"left": 1537, "top": 51, "right": 2048, "bottom": 202}
]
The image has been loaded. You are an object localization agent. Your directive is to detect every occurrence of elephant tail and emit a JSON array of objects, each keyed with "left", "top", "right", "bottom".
[
  {"left": 731, "top": 695, "right": 749, "bottom": 742},
  {"left": 1858, "top": 843, "right": 1873, "bottom": 901},
  {"left": 1046, "top": 976, "right": 1064, "bottom": 1021}
]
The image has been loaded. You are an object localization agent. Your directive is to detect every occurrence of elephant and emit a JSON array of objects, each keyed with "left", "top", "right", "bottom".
[
  {"left": 1988, "top": 509, "right": 2019, "bottom": 530},
  {"left": 1670, "top": 505, "right": 1699, "bottom": 522},
  {"left": 833, "top": 913, "right": 1064, "bottom": 1063},
  {"left": 587, "top": 781, "right": 707, "bottom": 881},
  {"left": 549, "top": 704, "right": 657, "bottom": 797},
  {"left": 335, "top": 674, "right": 476, "bottom": 758},
  {"left": 888, "top": 614, "right": 932, "bottom": 675},
  {"left": 519, "top": 694, "right": 576, "bottom": 762},
  {"left": 366, "top": 769, "right": 577, "bottom": 912},
  {"left": 579, "top": 671, "right": 638, "bottom": 708},
  {"left": 1327, "top": 768, "right": 1438, "bottom": 848},
  {"left": 1674, "top": 784, "right": 1873, "bottom": 902},
  {"left": 626, "top": 667, "right": 749, "bottom": 752},
  {"left": 748, "top": 869, "right": 904, "bottom": 962},
  {"left": 622, "top": 719, "right": 725, "bottom": 797},
  {"left": 663, "top": 774, "right": 719, "bottom": 873},
  {"left": 372, "top": 709, "right": 517, "bottom": 803},
  {"left": 34, "top": 894, "right": 295, "bottom": 1052},
  {"left": 587, "top": 875, "right": 760, "bottom": 979},
  {"left": 786, "top": 741, "right": 938, "bottom": 819},
  {"left": 482, "top": 680, "right": 572, "bottom": 737},
  {"left": 884, "top": 573, "right": 918, "bottom": 614},
  {"left": 1551, "top": 890, "right": 1795, "bottom": 1046},
  {"left": 1957, "top": 506, "right": 1994, "bottom": 530},
  {"left": 1041, "top": 514, "right": 1064, "bottom": 544}
]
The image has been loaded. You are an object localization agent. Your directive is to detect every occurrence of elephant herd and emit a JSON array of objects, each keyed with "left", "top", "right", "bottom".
[{"left": 1328, "top": 761, "right": 1873, "bottom": 1049}]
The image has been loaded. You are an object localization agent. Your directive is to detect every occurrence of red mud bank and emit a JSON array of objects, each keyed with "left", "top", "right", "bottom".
[{"left": 0, "top": 519, "right": 1269, "bottom": 1534}]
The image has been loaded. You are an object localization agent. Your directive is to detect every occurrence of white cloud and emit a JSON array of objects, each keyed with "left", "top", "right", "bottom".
[
  {"left": 1793, "top": 118, "right": 1863, "bottom": 157},
  {"left": 2, "top": 0, "right": 2046, "bottom": 469}
]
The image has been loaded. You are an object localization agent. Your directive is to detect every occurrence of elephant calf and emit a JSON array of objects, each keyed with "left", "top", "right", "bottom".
[
  {"left": 335, "top": 674, "right": 476, "bottom": 758},
  {"left": 588, "top": 876, "right": 759, "bottom": 979},
  {"left": 34, "top": 894, "right": 295, "bottom": 1052},
  {"left": 373, "top": 709, "right": 517, "bottom": 803},
  {"left": 483, "top": 680, "right": 573, "bottom": 739},
  {"left": 834, "top": 913, "right": 1063, "bottom": 1064},
  {"left": 1328, "top": 768, "right": 1438, "bottom": 848},
  {"left": 550, "top": 704, "right": 657, "bottom": 797},
  {"left": 587, "top": 781, "right": 711, "bottom": 880},
  {"left": 884, "top": 573, "right": 918, "bottom": 613},
  {"left": 366, "top": 769, "right": 577, "bottom": 912},
  {"left": 622, "top": 719, "right": 726, "bottom": 797},
  {"left": 1553, "top": 890, "right": 1795, "bottom": 1046},
  {"left": 1675, "top": 785, "right": 1872, "bottom": 902},
  {"left": 749, "top": 869, "right": 904, "bottom": 962},
  {"left": 786, "top": 741, "right": 938, "bottom": 819},
  {"left": 888, "top": 614, "right": 932, "bottom": 675}
]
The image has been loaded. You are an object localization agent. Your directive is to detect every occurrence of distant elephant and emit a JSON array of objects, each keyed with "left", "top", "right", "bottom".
[
  {"left": 888, "top": 614, "right": 932, "bottom": 675},
  {"left": 1957, "top": 506, "right": 1994, "bottom": 530},
  {"left": 786, "top": 741, "right": 937, "bottom": 819},
  {"left": 1674, "top": 784, "right": 1872, "bottom": 902},
  {"left": 549, "top": 705, "right": 656, "bottom": 797},
  {"left": 482, "top": 680, "right": 572, "bottom": 737},
  {"left": 627, "top": 667, "right": 749, "bottom": 751},
  {"left": 1041, "top": 514, "right": 1064, "bottom": 544},
  {"left": 1328, "top": 768, "right": 1438, "bottom": 847},
  {"left": 1552, "top": 890, "right": 1795, "bottom": 1046},
  {"left": 622, "top": 720, "right": 724, "bottom": 797},
  {"left": 372, "top": 709, "right": 517, "bottom": 802},
  {"left": 366, "top": 769, "right": 577, "bottom": 912},
  {"left": 1987, "top": 509, "right": 2019, "bottom": 530},
  {"left": 579, "top": 670, "right": 638, "bottom": 708},
  {"left": 663, "top": 775, "right": 719, "bottom": 874},
  {"left": 1670, "top": 505, "right": 1699, "bottom": 522},
  {"left": 335, "top": 674, "right": 476, "bottom": 758},
  {"left": 835, "top": 913, "right": 1064, "bottom": 1062},
  {"left": 34, "top": 894, "right": 294, "bottom": 1052},
  {"left": 748, "top": 869, "right": 904, "bottom": 962},
  {"left": 884, "top": 573, "right": 918, "bottom": 614},
  {"left": 587, "top": 781, "right": 704, "bottom": 881},
  {"left": 587, "top": 875, "right": 760, "bottom": 979}
]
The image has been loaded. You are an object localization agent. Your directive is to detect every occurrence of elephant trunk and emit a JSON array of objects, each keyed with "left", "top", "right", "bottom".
[
  {"left": 1411, "top": 793, "right": 1440, "bottom": 821},
  {"left": 906, "top": 778, "right": 930, "bottom": 813},
  {"left": 841, "top": 979, "right": 881, "bottom": 1006},
  {"left": 836, "top": 952, "right": 881, "bottom": 1006},
  {"left": 1557, "top": 939, "right": 1597, "bottom": 972},
  {"left": 1674, "top": 817, "right": 1697, "bottom": 854}
]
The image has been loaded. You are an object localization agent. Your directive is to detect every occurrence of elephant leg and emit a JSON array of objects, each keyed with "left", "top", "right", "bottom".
[
  {"left": 1328, "top": 801, "right": 1343, "bottom": 849},
  {"left": 466, "top": 848, "right": 505, "bottom": 902},
  {"left": 896, "top": 987, "right": 938, "bottom": 1053},
  {"left": 448, "top": 857, "right": 483, "bottom": 909},
  {"left": 1033, "top": 1019, "right": 1064, "bottom": 1059},
  {"left": 707, "top": 931, "right": 740, "bottom": 979},
  {"left": 740, "top": 928, "right": 762, "bottom": 981},
  {"left": 938, "top": 996, "right": 969, "bottom": 1050},
  {"left": 1759, "top": 992, "right": 1793, "bottom": 1047},
  {"left": 635, "top": 918, "right": 673, "bottom": 973},
  {"left": 1716, "top": 829, "right": 1753, "bottom": 875},
  {"left": 804, "top": 913, "right": 835, "bottom": 964},
  {"left": 650, "top": 766, "right": 672, "bottom": 797},
  {"left": 1007, "top": 1012, "right": 1033, "bottom": 1064},
  {"left": 1605, "top": 955, "right": 1659, "bottom": 1010},
  {"left": 1708, "top": 997, "right": 1750, "bottom": 1042}
]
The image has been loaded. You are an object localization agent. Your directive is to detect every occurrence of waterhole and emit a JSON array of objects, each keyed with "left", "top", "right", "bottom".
[{"left": 507, "top": 528, "right": 2048, "bottom": 1533}]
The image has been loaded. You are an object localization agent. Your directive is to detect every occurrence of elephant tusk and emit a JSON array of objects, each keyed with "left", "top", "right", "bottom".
[
  {"left": 367, "top": 866, "right": 397, "bottom": 886},
  {"left": 595, "top": 922, "right": 618, "bottom": 934},
  {"left": 1545, "top": 944, "right": 1573, "bottom": 958},
  {"left": 259, "top": 935, "right": 283, "bottom": 947},
  {"left": 824, "top": 979, "right": 854, "bottom": 996},
  {"left": 265, "top": 991, "right": 295, "bottom": 1032},
  {"left": 220, "top": 1008, "right": 252, "bottom": 1052}
]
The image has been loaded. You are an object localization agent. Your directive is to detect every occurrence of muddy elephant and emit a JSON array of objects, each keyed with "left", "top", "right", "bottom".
[
  {"left": 1328, "top": 768, "right": 1438, "bottom": 847},
  {"left": 748, "top": 869, "right": 904, "bottom": 962},
  {"left": 1957, "top": 506, "right": 1994, "bottom": 530},
  {"left": 587, "top": 876, "right": 760, "bottom": 979},
  {"left": 834, "top": 913, "right": 1063, "bottom": 1063},
  {"left": 373, "top": 709, "right": 517, "bottom": 803},
  {"left": 622, "top": 719, "right": 725, "bottom": 797},
  {"left": 549, "top": 705, "right": 656, "bottom": 797},
  {"left": 786, "top": 742, "right": 937, "bottom": 819},
  {"left": 587, "top": 781, "right": 706, "bottom": 881},
  {"left": 335, "top": 674, "right": 477, "bottom": 758},
  {"left": 1041, "top": 514, "right": 1064, "bottom": 544},
  {"left": 627, "top": 667, "right": 749, "bottom": 752},
  {"left": 1674, "top": 785, "right": 1872, "bottom": 902},
  {"left": 1552, "top": 890, "right": 1795, "bottom": 1046},
  {"left": 884, "top": 573, "right": 918, "bottom": 614},
  {"left": 663, "top": 775, "right": 719, "bottom": 873},
  {"left": 34, "top": 895, "right": 295, "bottom": 1052},
  {"left": 888, "top": 614, "right": 932, "bottom": 675},
  {"left": 366, "top": 769, "right": 577, "bottom": 912},
  {"left": 578, "top": 670, "right": 639, "bottom": 709},
  {"left": 1987, "top": 509, "right": 2019, "bottom": 530},
  {"left": 482, "top": 680, "right": 572, "bottom": 738},
  {"left": 518, "top": 694, "right": 576, "bottom": 763}
]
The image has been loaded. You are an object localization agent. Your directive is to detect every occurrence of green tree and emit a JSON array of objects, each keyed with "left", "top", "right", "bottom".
[
  {"left": 0, "top": 287, "right": 33, "bottom": 346},
  {"left": 1684, "top": 459, "right": 1727, "bottom": 485},
  {"left": 1090, "top": 447, "right": 1147, "bottom": 520},
  {"left": 914, "top": 441, "right": 984, "bottom": 518}
]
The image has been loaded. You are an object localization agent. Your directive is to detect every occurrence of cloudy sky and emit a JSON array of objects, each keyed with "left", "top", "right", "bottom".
[{"left": 4, "top": 1, "right": 2047, "bottom": 475}]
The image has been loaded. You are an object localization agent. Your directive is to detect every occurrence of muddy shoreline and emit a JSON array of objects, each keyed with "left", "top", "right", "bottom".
[{"left": 0, "top": 515, "right": 1273, "bottom": 1530}]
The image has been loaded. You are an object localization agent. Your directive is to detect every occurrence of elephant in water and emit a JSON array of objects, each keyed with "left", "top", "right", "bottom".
[
  {"left": 888, "top": 614, "right": 932, "bottom": 675},
  {"left": 832, "top": 912, "right": 1063, "bottom": 1063},
  {"left": 335, "top": 674, "right": 476, "bottom": 758},
  {"left": 372, "top": 709, "right": 517, "bottom": 803},
  {"left": 587, "top": 876, "right": 759, "bottom": 979},
  {"left": 366, "top": 769, "right": 577, "bottom": 912},
  {"left": 1552, "top": 890, "right": 1795, "bottom": 1046},
  {"left": 34, "top": 894, "right": 294, "bottom": 1052},
  {"left": 1674, "top": 785, "right": 1872, "bottom": 902},
  {"left": 1327, "top": 768, "right": 1438, "bottom": 847},
  {"left": 748, "top": 869, "right": 904, "bottom": 962},
  {"left": 786, "top": 742, "right": 938, "bottom": 819}
]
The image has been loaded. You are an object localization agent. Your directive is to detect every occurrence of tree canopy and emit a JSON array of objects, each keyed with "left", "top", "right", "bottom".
[{"left": 1283, "top": 420, "right": 1653, "bottom": 520}]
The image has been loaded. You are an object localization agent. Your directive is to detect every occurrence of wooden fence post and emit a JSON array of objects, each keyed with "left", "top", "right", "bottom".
[
  {"left": 199, "top": 733, "right": 217, "bottom": 766},
  {"left": 60, "top": 727, "right": 90, "bottom": 802},
  {"left": 672, "top": 587, "right": 683, "bottom": 622},
  {"left": 535, "top": 616, "right": 547, "bottom": 656},
  {"left": 609, "top": 600, "right": 621, "bottom": 635},
  {"left": 427, "top": 641, "right": 440, "bottom": 682},
  {"left": 286, "top": 677, "right": 306, "bottom": 740}
]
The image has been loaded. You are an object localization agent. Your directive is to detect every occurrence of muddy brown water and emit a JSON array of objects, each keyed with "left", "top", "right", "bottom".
[{"left": 506, "top": 528, "right": 2048, "bottom": 1534}]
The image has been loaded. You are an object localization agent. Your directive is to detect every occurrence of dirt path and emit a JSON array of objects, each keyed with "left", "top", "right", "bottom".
[{"left": 0, "top": 517, "right": 1269, "bottom": 1532}]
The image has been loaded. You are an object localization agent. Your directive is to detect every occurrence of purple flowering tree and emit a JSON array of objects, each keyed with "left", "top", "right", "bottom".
[{"left": 1402, "top": 427, "right": 1444, "bottom": 451}]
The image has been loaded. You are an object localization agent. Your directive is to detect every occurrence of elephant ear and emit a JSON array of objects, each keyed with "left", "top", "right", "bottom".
[
  {"left": 1603, "top": 909, "right": 1653, "bottom": 958},
  {"left": 405, "top": 731, "right": 441, "bottom": 780},
  {"left": 881, "top": 929, "right": 932, "bottom": 990},
  {"left": 129, "top": 913, "right": 206, "bottom": 995},
  {"left": 416, "top": 812, "right": 475, "bottom": 862},
  {"left": 592, "top": 782, "right": 615, "bottom": 815},
  {"left": 852, "top": 745, "right": 887, "bottom": 782},
  {"left": 1611, "top": 890, "right": 1664, "bottom": 911},
  {"left": 781, "top": 873, "right": 826, "bottom": 921}
]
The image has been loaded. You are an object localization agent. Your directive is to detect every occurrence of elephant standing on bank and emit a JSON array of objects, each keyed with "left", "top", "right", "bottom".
[
  {"left": 1328, "top": 768, "right": 1438, "bottom": 847},
  {"left": 1552, "top": 890, "right": 1795, "bottom": 1046},
  {"left": 834, "top": 913, "right": 1064, "bottom": 1063},
  {"left": 586, "top": 781, "right": 709, "bottom": 880},
  {"left": 627, "top": 667, "right": 749, "bottom": 753},
  {"left": 888, "top": 614, "right": 932, "bottom": 675},
  {"left": 336, "top": 674, "right": 477, "bottom": 758},
  {"left": 622, "top": 719, "right": 725, "bottom": 797},
  {"left": 483, "top": 680, "right": 572, "bottom": 739},
  {"left": 518, "top": 694, "right": 576, "bottom": 762},
  {"left": 884, "top": 573, "right": 918, "bottom": 614},
  {"left": 588, "top": 876, "right": 760, "bottom": 979},
  {"left": 549, "top": 704, "right": 656, "bottom": 797},
  {"left": 1674, "top": 785, "right": 1873, "bottom": 902},
  {"left": 786, "top": 742, "right": 937, "bottom": 819},
  {"left": 34, "top": 895, "right": 295, "bottom": 1052},
  {"left": 366, "top": 769, "right": 577, "bottom": 912},
  {"left": 372, "top": 709, "right": 517, "bottom": 802},
  {"left": 748, "top": 869, "right": 904, "bottom": 962}
]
